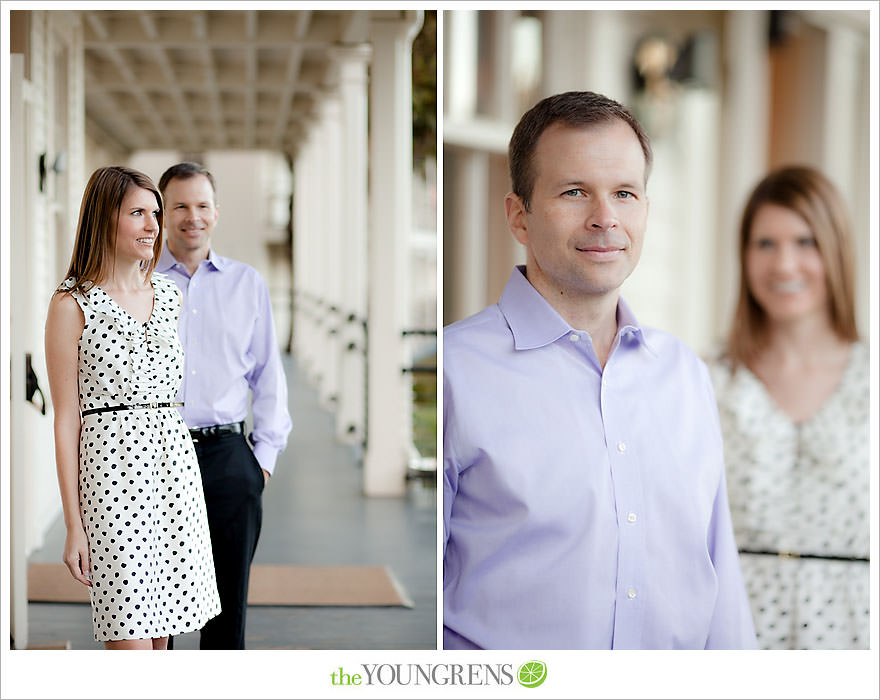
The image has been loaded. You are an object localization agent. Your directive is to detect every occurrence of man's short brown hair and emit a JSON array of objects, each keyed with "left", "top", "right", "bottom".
[
  {"left": 158, "top": 161, "right": 217, "bottom": 202},
  {"left": 508, "top": 91, "right": 653, "bottom": 212}
]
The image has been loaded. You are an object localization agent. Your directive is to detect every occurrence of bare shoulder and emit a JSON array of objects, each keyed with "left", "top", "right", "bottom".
[
  {"left": 46, "top": 291, "right": 84, "bottom": 338},
  {"left": 48, "top": 289, "right": 82, "bottom": 314}
]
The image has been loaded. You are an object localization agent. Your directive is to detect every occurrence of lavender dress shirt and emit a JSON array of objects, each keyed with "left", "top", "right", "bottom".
[
  {"left": 443, "top": 267, "right": 756, "bottom": 650},
  {"left": 157, "top": 244, "right": 291, "bottom": 474}
]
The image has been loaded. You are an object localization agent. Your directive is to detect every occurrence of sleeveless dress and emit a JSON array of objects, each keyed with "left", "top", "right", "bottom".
[
  {"left": 62, "top": 273, "right": 221, "bottom": 642},
  {"left": 708, "top": 342, "right": 869, "bottom": 649}
]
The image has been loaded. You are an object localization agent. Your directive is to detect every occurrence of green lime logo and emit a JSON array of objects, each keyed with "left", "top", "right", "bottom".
[{"left": 517, "top": 660, "right": 547, "bottom": 688}]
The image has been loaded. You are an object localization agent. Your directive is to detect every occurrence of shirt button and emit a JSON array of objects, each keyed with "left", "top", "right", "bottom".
[
  {"left": 602, "top": 376, "right": 608, "bottom": 387},
  {"left": 617, "top": 441, "right": 627, "bottom": 453},
  {"left": 191, "top": 370, "right": 197, "bottom": 375},
  {"left": 627, "top": 588, "right": 637, "bottom": 599},
  {"left": 569, "top": 333, "right": 579, "bottom": 342},
  {"left": 192, "top": 308, "right": 198, "bottom": 314},
  {"left": 627, "top": 512, "right": 637, "bottom": 523}
]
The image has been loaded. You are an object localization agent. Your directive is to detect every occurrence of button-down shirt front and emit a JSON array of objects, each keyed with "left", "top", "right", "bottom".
[
  {"left": 157, "top": 244, "right": 291, "bottom": 474},
  {"left": 443, "top": 267, "right": 756, "bottom": 650}
]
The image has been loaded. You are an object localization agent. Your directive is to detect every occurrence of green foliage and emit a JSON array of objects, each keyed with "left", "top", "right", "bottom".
[
  {"left": 411, "top": 352, "right": 437, "bottom": 458},
  {"left": 412, "top": 10, "right": 437, "bottom": 172}
]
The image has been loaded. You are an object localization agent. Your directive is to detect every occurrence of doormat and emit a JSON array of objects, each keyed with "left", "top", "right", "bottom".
[{"left": 28, "top": 562, "right": 413, "bottom": 608}]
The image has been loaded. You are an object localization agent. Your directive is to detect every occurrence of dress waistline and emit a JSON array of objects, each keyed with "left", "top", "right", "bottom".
[
  {"left": 81, "top": 402, "right": 184, "bottom": 417},
  {"left": 739, "top": 548, "right": 868, "bottom": 563}
]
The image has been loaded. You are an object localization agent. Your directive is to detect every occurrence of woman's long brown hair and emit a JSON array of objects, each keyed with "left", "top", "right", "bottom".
[
  {"left": 60, "top": 166, "right": 164, "bottom": 295},
  {"left": 728, "top": 165, "right": 858, "bottom": 368}
]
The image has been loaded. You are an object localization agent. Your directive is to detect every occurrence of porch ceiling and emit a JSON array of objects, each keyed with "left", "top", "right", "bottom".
[{"left": 77, "top": 9, "right": 384, "bottom": 155}]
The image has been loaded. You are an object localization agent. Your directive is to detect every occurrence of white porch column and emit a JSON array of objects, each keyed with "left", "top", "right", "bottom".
[
  {"left": 334, "top": 45, "right": 371, "bottom": 445},
  {"left": 309, "top": 113, "right": 330, "bottom": 389},
  {"left": 364, "top": 11, "right": 423, "bottom": 496},
  {"left": 302, "top": 125, "right": 324, "bottom": 382},
  {"left": 716, "top": 11, "right": 770, "bottom": 337},
  {"left": 820, "top": 22, "right": 863, "bottom": 198},
  {"left": 542, "top": 11, "right": 628, "bottom": 99},
  {"left": 293, "top": 127, "right": 318, "bottom": 376},
  {"left": 541, "top": 10, "right": 573, "bottom": 97},
  {"left": 316, "top": 92, "right": 344, "bottom": 409},
  {"left": 9, "top": 51, "right": 30, "bottom": 652},
  {"left": 490, "top": 11, "right": 517, "bottom": 123},
  {"left": 307, "top": 120, "right": 327, "bottom": 387},
  {"left": 292, "top": 136, "right": 310, "bottom": 362},
  {"left": 445, "top": 10, "right": 478, "bottom": 121},
  {"left": 817, "top": 21, "right": 869, "bottom": 335},
  {"left": 450, "top": 148, "right": 489, "bottom": 321}
]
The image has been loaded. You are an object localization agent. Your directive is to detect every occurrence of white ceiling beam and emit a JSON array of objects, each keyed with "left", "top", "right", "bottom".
[
  {"left": 101, "top": 45, "right": 172, "bottom": 148},
  {"left": 81, "top": 9, "right": 336, "bottom": 153},
  {"left": 194, "top": 15, "right": 229, "bottom": 148},
  {"left": 83, "top": 62, "right": 148, "bottom": 151},
  {"left": 85, "top": 113, "right": 132, "bottom": 156},
  {"left": 84, "top": 39, "right": 330, "bottom": 49},
  {"left": 85, "top": 15, "right": 172, "bottom": 149},
  {"left": 192, "top": 12, "right": 207, "bottom": 42},
  {"left": 87, "top": 12, "right": 167, "bottom": 150},
  {"left": 139, "top": 12, "right": 201, "bottom": 151},
  {"left": 272, "top": 10, "right": 311, "bottom": 147},
  {"left": 244, "top": 10, "right": 258, "bottom": 148},
  {"left": 84, "top": 12, "right": 109, "bottom": 41},
  {"left": 188, "top": 11, "right": 229, "bottom": 149},
  {"left": 84, "top": 79, "right": 322, "bottom": 92}
]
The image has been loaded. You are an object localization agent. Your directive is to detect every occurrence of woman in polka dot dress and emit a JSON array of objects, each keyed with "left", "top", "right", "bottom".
[
  {"left": 45, "top": 166, "right": 221, "bottom": 649},
  {"left": 708, "top": 166, "right": 868, "bottom": 649}
]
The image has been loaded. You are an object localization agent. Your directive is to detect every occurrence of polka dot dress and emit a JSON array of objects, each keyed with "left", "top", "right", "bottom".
[
  {"left": 708, "top": 342, "right": 869, "bottom": 649},
  {"left": 62, "top": 274, "right": 221, "bottom": 642}
]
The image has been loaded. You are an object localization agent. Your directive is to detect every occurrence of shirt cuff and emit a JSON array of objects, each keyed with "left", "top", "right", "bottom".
[{"left": 252, "top": 441, "right": 279, "bottom": 476}]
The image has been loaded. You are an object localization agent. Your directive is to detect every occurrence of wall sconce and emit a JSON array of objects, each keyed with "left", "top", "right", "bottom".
[
  {"left": 38, "top": 149, "right": 67, "bottom": 192},
  {"left": 53, "top": 150, "right": 67, "bottom": 175}
]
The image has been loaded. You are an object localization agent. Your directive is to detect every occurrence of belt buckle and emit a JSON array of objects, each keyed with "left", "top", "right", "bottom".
[{"left": 149, "top": 401, "right": 158, "bottom": 409}]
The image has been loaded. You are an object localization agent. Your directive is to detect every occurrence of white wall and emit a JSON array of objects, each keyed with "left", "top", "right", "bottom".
[
  {"left": 8, "top": 9, "right": 86, "bottom": 648},
  {"left": 11, "top": 11, "right": 86, "bottom": 560},
  {"left": 126, "top": 149, "right": 179, "bottom": 189},
  {"left": 205, "top": 150, "right": 290, "bottom": 276}
]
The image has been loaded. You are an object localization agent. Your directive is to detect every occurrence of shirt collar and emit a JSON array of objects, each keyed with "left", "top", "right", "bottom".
[
  {"left": 616, "top": 295, "right": 657, "bottom": 357},
  {"left": 157, "top": 243, "right": 225, "bottom": 273},
  {"left": 498, "top": 266, "right": 656, "bottom": 356}
]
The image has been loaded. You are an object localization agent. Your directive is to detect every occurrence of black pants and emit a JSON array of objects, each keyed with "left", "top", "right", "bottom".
[{"left": 195, "top": 432, "right": 264, "bottom": 649}]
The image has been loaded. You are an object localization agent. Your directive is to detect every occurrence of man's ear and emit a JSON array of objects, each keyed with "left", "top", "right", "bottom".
[{"left": 505, "top": 193, "right": 528, "bottom": 246}]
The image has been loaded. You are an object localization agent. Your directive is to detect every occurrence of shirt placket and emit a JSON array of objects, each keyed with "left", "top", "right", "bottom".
[
  {"left": 174, "top": 265, "right": 196, "bottom": 414},
  {"left": 600, "top": 331, "right": 647, "bottom": 648}
]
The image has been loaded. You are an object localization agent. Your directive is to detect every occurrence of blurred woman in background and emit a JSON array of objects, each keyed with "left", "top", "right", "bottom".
[{"left": 708, "top": 165, "right": 868, "bottom": 649}]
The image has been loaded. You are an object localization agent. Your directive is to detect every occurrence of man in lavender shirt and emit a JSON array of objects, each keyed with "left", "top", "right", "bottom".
[
  {"left": 443, "top": 92, "right": 756, "bottom": 650},
  {"left": 157, "top": 162, "right": 291, "bottom": 649}
]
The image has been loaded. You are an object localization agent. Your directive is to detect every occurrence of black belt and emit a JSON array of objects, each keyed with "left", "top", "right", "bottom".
[
  {"left": 189, "top": 421, "right": 246, "bottom": 442},
  {"left": 739, "top": 548, "right": 869, "bottom": 563},
  {"left": 82, "top": 402, "right": 183, "bottom": 417}
]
